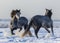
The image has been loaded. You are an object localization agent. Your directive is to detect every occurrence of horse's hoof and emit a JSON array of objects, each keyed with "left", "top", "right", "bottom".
[
  {"left": 11, "top": 33, "right": 15, "bottom": 35},
  {"left": 19, "top": 30, "right": 21, "bottom": 32},
  {"left": 45, "top": 33, "right": 51, "bottom": 38}
]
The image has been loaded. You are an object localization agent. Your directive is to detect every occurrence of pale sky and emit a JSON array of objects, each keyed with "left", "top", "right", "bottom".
[{"left": 0, "top": 0, "right": 60, "bottom": 20}]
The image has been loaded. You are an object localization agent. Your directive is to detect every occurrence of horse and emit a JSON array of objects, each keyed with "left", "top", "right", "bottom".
[
  {"left": 21, "top": 9, "right": 54, "bottom": 38},
  {"left": 10, "top": 9, "right": 32, "bottom": 36}
]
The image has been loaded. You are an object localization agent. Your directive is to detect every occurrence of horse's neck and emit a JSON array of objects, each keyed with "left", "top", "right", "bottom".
[
  {"left": 11, "top": 16, "right": 18, "bottom": 21},
  {"left": 45, "top": 14, "right": 52, "bottom": 19}
]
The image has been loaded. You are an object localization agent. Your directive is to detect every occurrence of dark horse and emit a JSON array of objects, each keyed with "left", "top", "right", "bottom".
[
  {"left": 10, "top": 9, "right": 32, "bottom": 36},
  {"left": 22, "top": 9, "right": 54, "bottom": 38}
]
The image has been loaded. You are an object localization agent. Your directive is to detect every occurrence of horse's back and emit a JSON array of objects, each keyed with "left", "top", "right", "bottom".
[
  {"left": 31, "top": 15, "right": 43, "bottom": 26},
  {"left": 17, "top": 17, "right": 28, "bottom": 26},
  {"left": 32, "top": 15, "right": 52, "bottom": 22},
  {"left": 31, "top": 15, "right": 53, "bottom": 27}
]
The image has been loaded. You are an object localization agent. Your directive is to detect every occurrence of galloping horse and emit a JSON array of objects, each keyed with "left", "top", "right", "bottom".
[
  {"left": 10, "top": 9, "right": 32, "bottom": 36},
  {"left": 22, "top": 9, "right": 54, "bottom": 38}
]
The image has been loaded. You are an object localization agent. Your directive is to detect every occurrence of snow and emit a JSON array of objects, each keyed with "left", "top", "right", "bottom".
[
  {"left": 0, "top": 21, "right": 60, "bottom": 43},
  {"left": 0, "top": 27, "right": 60, "bottom": 43}
]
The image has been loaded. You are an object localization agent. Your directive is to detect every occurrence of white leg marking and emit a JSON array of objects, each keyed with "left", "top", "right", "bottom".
[{"left": 45, "top": 33, "right": 51, "bottom": 38}]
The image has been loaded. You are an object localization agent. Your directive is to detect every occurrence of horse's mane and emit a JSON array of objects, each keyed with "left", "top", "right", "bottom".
[
  {"left": 45, "top": 9, "right": 52, "bottom": 18},
  {"left": 11, "top": 10, "right": 16, "bottom": 18}
]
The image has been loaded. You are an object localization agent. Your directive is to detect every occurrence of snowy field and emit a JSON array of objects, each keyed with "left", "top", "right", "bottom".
[{"left": 0, "top": 20, "right": 60, "bottom": 43}]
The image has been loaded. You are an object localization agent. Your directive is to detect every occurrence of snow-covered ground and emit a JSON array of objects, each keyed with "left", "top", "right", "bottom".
[{"left": 0, "top": 20, "right": 60, "bottom": 43}]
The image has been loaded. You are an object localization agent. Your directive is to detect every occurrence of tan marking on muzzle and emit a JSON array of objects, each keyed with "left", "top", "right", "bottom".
[{"left": 16, "top": 14, "right": 19, "bottom": 19}]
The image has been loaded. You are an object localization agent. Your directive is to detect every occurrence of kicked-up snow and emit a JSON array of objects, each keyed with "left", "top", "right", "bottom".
[
  {"left": 0, "top": 27, "right": 60, "bottom": 43},
  {"left": 0, "top": 21, "right": 60, "bottom": 43}
]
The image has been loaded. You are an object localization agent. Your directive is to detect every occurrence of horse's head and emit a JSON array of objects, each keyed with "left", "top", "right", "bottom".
[
  {"left": 15, "top": 9, "right": 21, "bottom": 19},
  {"left": 11, "top": 9, "right": 21, "bottom": 19},
  {"left": 11, "top": 10, "right": 16, "bottom": 18},
  {"left": 45, "top": 9, "right": 52, "bottom": 18}
]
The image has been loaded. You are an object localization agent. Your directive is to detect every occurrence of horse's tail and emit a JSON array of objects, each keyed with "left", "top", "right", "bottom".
[
  {"left": 21, "top": 19, "right": 33, "bottom": 37},
  {"left": 27, "top": 19, "right": 33, "bottom": 30}
]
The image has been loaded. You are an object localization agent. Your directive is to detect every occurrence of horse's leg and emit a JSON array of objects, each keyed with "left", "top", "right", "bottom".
[
  {"left": 21, "top": 24, "right": 31, "bottom": 37},
  {"left": 44, "top": 27, "right": 50, "bottom": 38},
  {"left": 24, "top": 24, "right": 33, "bottom": 37},
  {"left": 51, "top": 25, "right": 54, "bottom": 36},
  {"left": 19, "top": 27, "right": 22, "bottom": 32},
  {"left": 11, "top": 27, "right": 17, "bottom": 35},
  {"left": 45, "top": 27, "right": 50, "bottom": 33},
  {"left": 21, "top": 20, "right": 33, "bottom": 37},
  {"left": 24, "top": 24, "right": 28, "bottom": 30},
  {"left": 11, "top": 28, "right": 15, "bottom": 35},
  {"left": 34, "top": 26, "right": 40, "bottom": 38}
]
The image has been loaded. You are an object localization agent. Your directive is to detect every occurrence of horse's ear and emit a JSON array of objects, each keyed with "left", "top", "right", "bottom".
[{"left": 45, "top": 8, "right": 48, "bottom": 11}]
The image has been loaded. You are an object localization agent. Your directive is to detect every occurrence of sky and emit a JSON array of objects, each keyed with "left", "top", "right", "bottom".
[{"left": 0, "top": 0, "right": 60, "bottom": 20}]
